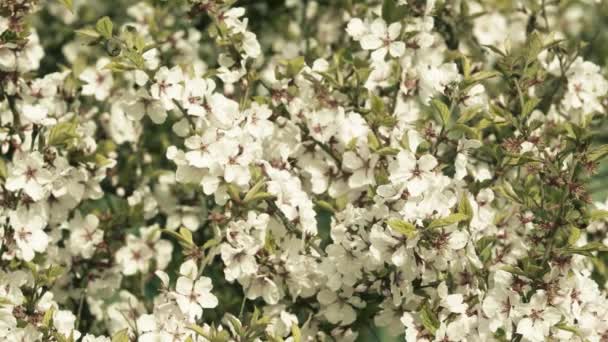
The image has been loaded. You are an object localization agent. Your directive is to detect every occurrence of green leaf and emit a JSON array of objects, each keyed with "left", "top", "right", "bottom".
[
  {"left": 419, "top": 304, "right": 439, "bottom": 335},
  {"left": 467, "top": 70, "right": 500, "bottom": 83},
  {"left": 243, "top": 192, "right": 276, "bottom": 203},
  {"left": 59, "top": 0, "right": 73, "bottom": 13},
  {"left": 521, "top": 97, "right": 541, "bottom": 117},
  {"left": 291, "top": 325, "right": 302, "bottom": 342},
  {"left": 476, "top": 236, "right": 496, "bottom": 263},
  {"left": 0, "top": 158, "right": 6, "bottom": 179},
  {"left": 315, "top": 200, "right": 336, "bottom": 214},
  {"left": 111, "top": 328, "right": 130, "bottom": 342},
  {"left": 567, "top": 226, "right": 581, "bottom": 246},
  {"left": 382, "top": 0, "right": 409, "bottom": 23},
  {"left": 457, "top": 105, "right": 482, "bottom": 124},
  {"left": 562, "top": 242, "right": 608, "bottom": 257},
  {"left": 500, "top": 265, "right": 528, "bottom": 277},
  {"left": 243, "top": 179, "right": 266, "bottom": 203},
  {"left": 430, "top": 98, "right": 451, "bottom": 126},
  {"left": 495, "top": 182, "right": 521, "bottom": 203},
  {"left": 368, "top": 132, "right": 380, "bottom": 151},
  {"left": 427, "top": 213, "right": 469, "bottom": 229},
  {"left": 42, "top": 306, "right": 55, "bottom": 327},
  {"left": 188, "top": 324, "right": 212, "bottom": 338},
  {"left": 457, "top": 195, "right": 473, "bottom": 221},
  {"left": 75, "top": 28, "right": 101, "bottom": 39},
  {"left": 282, "top": 56, "right": 305, "bottom": 78},
  {"left": 96, "top": 16, "right": 114, "bottom": 39},
  {"left": 48, "top": 119, "right": 79, "bottom": 147},
  {"left": 452, "top": 123, "right": 480, "bottom": 139},
  {"left": 0, "top": 297, "right": 13, "bottom": 306},
  {"left": 161, "top": 229, "right": 195, "bottom": 249},
  {"left": 370, "top": 94, "right": 385, "bottom": 114},
  {"left": 481, "top": 44, "right": 506, "bottom": 56},
  {"left": 589, "top": 210, "right": 608, "bottom": 221},
  {"left": 526, "top": 31, "right": 544, "bottom": 62},
  {"left": 588, "top": 145, "right": 608, "bottom": 162},
  {"left": 227, "top": 183, "right": 241, "bottom": 203},
  {"left": 387, "top": 219, "right": 417, "bottom": 239},
  {"left": 179, "top": 227, "right": 194, "bottom": 245},
  {"left": 376, "top": 147, "right": 400, "bottom": 156}
]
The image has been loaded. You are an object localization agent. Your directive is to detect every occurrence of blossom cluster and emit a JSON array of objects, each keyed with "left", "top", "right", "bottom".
[{"left": 1, "top": 0, "right": 608, "bottom": 341}]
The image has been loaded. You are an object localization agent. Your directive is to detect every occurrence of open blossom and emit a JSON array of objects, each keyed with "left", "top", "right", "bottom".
[
  {"left": 173, "top": 260, "right": 218, "bottom": 322},
  {"left": 68, "top": 213, "right": 103, "bottom": 259},
  {"left": 80, "top": 58, "right": 114, "bottom": 101},
  {"left": 5, "top": 151, "right": 53, "bottom": 201},
  {"left": 349, "top": 18, "right": 405, "bottom": 61},
  {"left": 388, "top": 151, "right": 437, "bottom": 197},
  {"left": 150, "top": 66, "right": 184, "bottom": 110},
  {"left": 9, "top": 209, "right": 49, "bottom": 262}
]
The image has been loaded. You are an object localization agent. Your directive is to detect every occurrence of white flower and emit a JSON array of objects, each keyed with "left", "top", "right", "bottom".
[
  {"left": 342, "top": 145, "right": 378, "bottom": 189},
  {"left": 150, "top": 66, "right": 184, "bottom": 110},
  {"left": 438, "top": 282, "right": 467, "bottom": 314},
  {"left": 180, "top": 77, "right": 216, "bottom": 117},
  {"left": 346, "top": 18, "right": 367, "bottom": 40},
  {"left": 122, "top": 88, "right": 167, "bottom": 124},
  {"left": 68, "top": 213, "right": 103, "bottom": 259},
  {"left": 5, "top": 151, "right": 53, "bottom": 201},
  {"left": 317, "top": 289, "right": 357, "bottom": 326},
  {"left": 515, "top": 291, "right": 562, "bottom": 342},
  {"left": 9, "top": 209, "right": 49, "bottom": 262},
  {"left": 359, "top": 19, "right": 405, "bottom": 61},
  {"left": 174, "top": 262, "right": 218, "bottom": 322},
  {"left": 79, "top": 58, "right": 113, "bottom": 101},
  {"left": 208, "top": 93, "right": 241, "bottom": 129},
  {"left": 388, "top": 151, "right": 437, "bottom": 197},
  {"left": 53, "top": 310, "right": 81, "bottom": 340}
]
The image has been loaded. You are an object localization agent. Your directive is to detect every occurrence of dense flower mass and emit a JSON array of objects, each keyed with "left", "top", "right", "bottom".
[{"left": 2, "top": 0, "right": 608, "bottom": 341}]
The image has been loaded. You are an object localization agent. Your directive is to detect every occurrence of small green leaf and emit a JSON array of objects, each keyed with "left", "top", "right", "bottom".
[
  {"left": 382, "top": 0, "right": 409, "bottom": 23},
  {"left": 458, "top": 195, "right": 473, "bottom": 221},
  {"left": 59, "top": 0, "right": 73, "bottom": 13},
  {"left": 179, "top": 227, "right": 194, "bottom": 245},
  {"left": 291, "top": 325, "right": 302, "bottom": 342},
  {"left": 0, "top": 158, "right": 6, "bottom": 179},
  {"left": 457, "top": 105, "right": 482, "bottom": 124},
  {"left": 42, "top": 306, "right": 55, "bottom": 327},
  {"left": 370, "top": 94, "right": 385, "bottom": 114},
  {"left": 589, "top": 210, "right": 608, "bottom": 221},
  {"left": 427, "top": 213, "right": 469, "bottom": 229},
  {"left": 495, "top": 182, "right": 521, "bottom": 203},
  {"left": 430, "top": 98, "right": 451, "bottom": 126},
  {"left": 376, "top": 147, "right": 400, "bottom": 156},
  {"left": 467, "top": 70, "right": 500, "bottom": 83},
  {"left": 387, "top": 219, "right": 417, "bottom": 239},
  {"left": 500, "top": 265, "right": 528, "bottom": 277},
  {"left": 48, "top": 119, "right": 79, "bottom": 147},
  {"left": 368, "top": 132, "right": 380, "bottom": 151},
  {"left": 588, "top": 145, "right": 608, "bottom": 162},
  {"left": 315, "top": 200, "right": 336, "bottom": 214},
  {"left": 419, "top": 304, "right": 439, "bottom": 335},
  {"left": 188, "top": 324, "right": 212, "bottom": 338},
  {"left": 521, "top": 97, "right": 541, "bottom": 117},
  {"left": 243, "top": 179, "right": 266, "bottom": 203},
  {"left": 562, "top": 242, "right": 608, "bottom": 257},
  {"left": 481, "top": 44, "right": 506, "bottom": 56},
  {"left": 111, "top": 328, "right": 130, "bottom": 342},
  {"left": 75, "top": 28, "right": 101, "bottom": 39},
  {"left": 568, "top": 226, "right": 581, "bottom": 246},
  {"left": 96, "top": 16, "right": 114, "bottom": 39}
]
